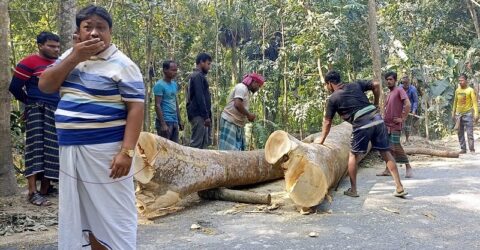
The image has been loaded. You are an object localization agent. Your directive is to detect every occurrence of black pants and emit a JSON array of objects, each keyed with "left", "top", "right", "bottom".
[{"left": 155, "top": 120, "right": 179, "bottom": 143}]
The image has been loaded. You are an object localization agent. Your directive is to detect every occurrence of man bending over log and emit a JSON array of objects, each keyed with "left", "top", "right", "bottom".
[
  {"left": 219, "top": 73, "right": 265, "bottom": 150},
  {"left": 315, "top": 70, "right": 407, "bottom": 198}
]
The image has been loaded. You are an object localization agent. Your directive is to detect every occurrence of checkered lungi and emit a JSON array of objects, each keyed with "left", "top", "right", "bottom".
[
  {"left": 389, "top": 131, "right": 410, "bottom": 164},
  {"left": 24, "top": 103, "right": 59, "bottom": 179},
  {"left": 218, "top": 117, "right": 245, "bottom": 151}
]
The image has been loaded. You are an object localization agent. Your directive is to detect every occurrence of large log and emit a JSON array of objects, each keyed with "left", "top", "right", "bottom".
[
  {"left": 264, "top": 122, "right": 356, "bottom": 208},
  {"left": 132, "top": 132, "right": 283, "bottom": 217},
  {"left": 404, "top": 147, "right": 459, "bottom": 158}
]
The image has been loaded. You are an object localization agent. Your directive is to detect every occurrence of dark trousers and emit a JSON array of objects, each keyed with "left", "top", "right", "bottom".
[
  {"left": 456, "top": 113, "right": 475, "bottom": 151},
  {"left": 155, "top": 120, "right": 179, "bottom": 143},
  {"left": 189, "top": 116, "right": 210, "bottom": 149}
]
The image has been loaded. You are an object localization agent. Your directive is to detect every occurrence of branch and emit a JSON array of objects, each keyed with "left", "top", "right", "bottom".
[{"left": 471, "top": 0, "right": 480, "bottom": 8}]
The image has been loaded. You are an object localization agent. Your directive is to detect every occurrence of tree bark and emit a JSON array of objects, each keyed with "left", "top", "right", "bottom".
[
  {"left": 58, "top": 0, "right": 76, "bottom": 53},
  {"left": 0, "top": 0, "right": 19, "bottom": 197},
  {"left": 467, "top": 0, "right": 480, "bottom": 39},
  {"left": 404, "top": 147, "right": 459, "bottom": 158},
  {"left": 198, "top": 188, "right": 271, "bottom": 205},
  {"left": 264, "top": 122, "right": 357, "bottom": 208},
  {"left": 367, "top": 0, "right": 383, "bottom": 100},
  {"left": 133, "top": 132, "right": 283, "bottom": 217}
]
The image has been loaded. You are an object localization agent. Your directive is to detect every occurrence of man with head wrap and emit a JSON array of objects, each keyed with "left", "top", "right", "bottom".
[{"left": 219, "top": 73, "right": 265, "bottom": 150}]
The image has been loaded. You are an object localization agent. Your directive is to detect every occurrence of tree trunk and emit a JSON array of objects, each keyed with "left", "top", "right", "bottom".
[
  {"left": 58, "top": 0, "right": 76, "bottom": 53},
  {"left": 467, "top": 0, "right": 480, "bottom": 39},
  {"left": 198, "top": 188, "right": 271, "bottom": 205},
  {"left": 0, "top": 0, "right": 19, "bottom": 197},
  {"left": 404, "top": 147, "right": 459, "bottom": 158},
  {"left": 264, "top": 122, "right": 357, "bottom": 208},
  {"left": 367, "top": 0, "right": 383, "bottom": 100},
  {"left": 133, "top": 132, "right": 283, "bottom": 217},
  {"left": 143, "top": 3, "right": 154, "bottom": 132}
]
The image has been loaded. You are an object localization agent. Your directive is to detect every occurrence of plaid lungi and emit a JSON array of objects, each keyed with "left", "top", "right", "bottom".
[
  {"left": 24, "top": 103, "right": 59, "bottom": 179},
  {"left": 403, "top": 115, "right": 415, "bottom": 133},
  {"left": 389, "top": 131, "right": 409, "bottom": 164},
  {"left": 218, "top": 117, "right": 245, "bottom": 151}
]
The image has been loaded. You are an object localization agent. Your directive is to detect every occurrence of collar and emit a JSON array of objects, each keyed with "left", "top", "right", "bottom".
[{"left": 90, "top": 44, "right": 118, "bottom": 61}]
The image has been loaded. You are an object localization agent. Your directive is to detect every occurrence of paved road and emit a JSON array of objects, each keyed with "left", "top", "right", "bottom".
[{"left": 3, "top": 143, "right": 479, "bottom": 250}]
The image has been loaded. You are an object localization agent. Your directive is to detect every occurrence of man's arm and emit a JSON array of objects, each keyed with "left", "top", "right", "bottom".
[
  {"left": 316, "top": 118, "right": 333, "bottom": 145},
  {"left": 411, "top": 90, "right": 419, "bottom": 114},
  {"left": 402, "top": 98, "right": 411, "bottom": 121},
  {"left": 176, "top": 98, "right": 183, "bottom": 129},
  {"left": 471, "top": 90, "right": 478, "bottom": 120},
  {"left": 371, "top": 80, "right": 381, "bottom": 107},
  {"left": 234, "top": 98, "right": 255, "bottom": 121},
  {"left": 9, "top": 76, "right": 28, "bottom": 103},
  {"left": 39, "top": 38, "right": 105, "bottom": 93},
  {"left": 155, "top": 95, "right": 168, "bottom": 131},
  {"left": 110, "top": 102, "right": 144, "bottom": 179}
]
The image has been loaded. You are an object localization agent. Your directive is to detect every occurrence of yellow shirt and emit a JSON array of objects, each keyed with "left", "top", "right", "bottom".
[{"left": 453, "top": 87, "right": 478, "bottom": 116}]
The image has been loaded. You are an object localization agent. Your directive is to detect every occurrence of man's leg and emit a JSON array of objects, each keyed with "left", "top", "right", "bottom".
[
  {"left": 465, "top": 114, "right": 475, "bottom": 152},
  {"left": 190, "top": 116, "right": 207, "bottom": 149},
  {"left": 379, "top": 150, "right": 405, "bottom": 194},
  {"left": 170, "top": 123, "right": 180, "bottom": 143},
  {"left": 27, "top": 175, "right": 38, "bottom": 195},
  {"left": 458, "top": 115, "right": 467, "bottom": 153},
  {"left": 347, "top": 152, "right": 363, "bottom": 194}
]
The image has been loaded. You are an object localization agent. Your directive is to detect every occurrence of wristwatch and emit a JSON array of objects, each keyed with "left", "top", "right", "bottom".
[{"left": 120, "top": 148, "right": 135, "bottom": 158}]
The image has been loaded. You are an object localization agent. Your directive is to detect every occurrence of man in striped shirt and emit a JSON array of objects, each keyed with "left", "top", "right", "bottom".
[
  {"left": 9, "top": 31, "right": 60, "bottom": 206},
  {"left": 39, "top": 5, "right": 144, "bottom": 249}
]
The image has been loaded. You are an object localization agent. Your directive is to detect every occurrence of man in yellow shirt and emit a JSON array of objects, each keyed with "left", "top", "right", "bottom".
[{"left": 452, "top": 74, "right": 478, "bottom": 153}]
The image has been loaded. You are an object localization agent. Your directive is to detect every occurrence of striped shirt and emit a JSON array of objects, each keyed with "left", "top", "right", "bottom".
[
  {"left": 54, "top": 44, "right": 145, "bottom": 146},
  {"left": 9, "top": 54, "right": 60, "bottom": 105}
]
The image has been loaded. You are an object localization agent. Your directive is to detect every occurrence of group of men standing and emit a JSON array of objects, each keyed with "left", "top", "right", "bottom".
[{"left": 153, "top": 53, "right": 265, "bottom": 151}]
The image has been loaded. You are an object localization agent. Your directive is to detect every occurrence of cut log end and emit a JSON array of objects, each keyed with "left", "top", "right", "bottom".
[
  {"left": 284, "top": 154, "right": 328, "bottom": 208},
  {"left": 265, "top": 130, "right": 294, "bottom": 164}
]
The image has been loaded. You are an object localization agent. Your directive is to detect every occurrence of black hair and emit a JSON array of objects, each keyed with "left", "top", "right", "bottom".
[
  {"left": 162, "top": 60, "right": 177, "bottom": 70},
  {"left": 196, "top": 53, "right": 212, "bottom": 65},
  {"left": 324, "top": 70, "right": 341, "bottom": 84},
  {"left": 76, "top": 5, "right": 112, "bottom": 29},
  {"left": 459, "top": 73, "right": 468, "bottom": 80},
  {"left": 385, "top": 71, "right": 397, "bottom": 81},
  {"left": 36, "top": 31, "right": 59, "bottom": 44}
]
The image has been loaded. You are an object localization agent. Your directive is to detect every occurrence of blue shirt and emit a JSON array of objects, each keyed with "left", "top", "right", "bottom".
[
  {"left": 54, "top": 45, "right": 145, "bottom": 146},
  {"left": 399, "top": 84, "right": 418, "bottom": 113},
  {"left": 153, "top": 79, "right": 179, "bottom": 123}
]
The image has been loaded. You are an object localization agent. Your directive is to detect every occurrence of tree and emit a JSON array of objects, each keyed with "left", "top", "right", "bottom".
[
  {"left": 58, "top": 0, "right": 76, "bottom": 53},
  {"left": 367, "top": 0, "right": 382, "bottom": 89},
  {"left": 0, "top": 0, "right": 19, "bottom": 197}
]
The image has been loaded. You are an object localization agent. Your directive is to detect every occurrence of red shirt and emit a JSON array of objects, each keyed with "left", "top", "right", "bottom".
[{"left": 384, "top": 87, "right": 408, "bottom": 132}]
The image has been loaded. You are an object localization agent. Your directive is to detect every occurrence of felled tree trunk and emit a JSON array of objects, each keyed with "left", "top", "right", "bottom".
[
  {"left": 404, "top": 147, "right": 459, "bottom": 158},
  {"left": 264, "top": 122, "right": 356, "bottom": 208},
  {"left": 133, "top": 132, "right": 283, "bottom": 217}
]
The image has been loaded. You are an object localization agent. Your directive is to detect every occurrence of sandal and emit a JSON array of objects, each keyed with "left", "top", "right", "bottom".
[
  {"left": 28, "top": 192, "right": 52, "bottom": 206},
  {"left": 40, "top": 185, "right": 58, "bottom": 196},
  {"left": 344, "top": 188, "right": 359, "bottom": 197},
  {"left": 394, "top": 189, "right": 408, "bottom": 197}
]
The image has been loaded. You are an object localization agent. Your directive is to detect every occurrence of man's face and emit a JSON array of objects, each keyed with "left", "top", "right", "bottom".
[
  {"left": 77, "top": 15, "right": 111, "bottom": 52},
  {"left": 248, "top": 81, "right": 261, "bottom": 93},
  {"left": 325, "top": 82, "right": 334, "bottom": 93},
  {"left": 38, "top": 40, "right": 60, "bottom": 59},
  {"left": 402, "top": 77, "right": 410, "bottom": 88},
  {"left": 386, "top": 76, "right": 396, "bottom": 88},
  {"left": 459, "top": 76, "right": 468, "bottom": 88},
  {"left": 199, "top": 60, "right": 211, "bottom": 74},
  {"left": 164, "top": 63, "right": 178, "bottom": 79}
]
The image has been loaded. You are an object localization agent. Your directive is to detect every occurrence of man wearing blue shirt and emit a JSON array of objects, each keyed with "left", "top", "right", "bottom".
[
  {"left": 153, "top": 60, "right": 183, "bottom": 143},
  {"left": 399, "top": 76, "right": 419, "bottom": 143}
]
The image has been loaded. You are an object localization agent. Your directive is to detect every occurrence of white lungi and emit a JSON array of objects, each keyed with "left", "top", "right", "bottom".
[{"left": 58, "top": 142, "right": 137, "bottom": 250}]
